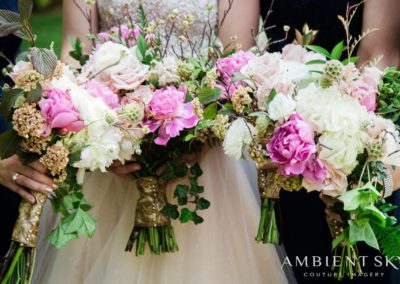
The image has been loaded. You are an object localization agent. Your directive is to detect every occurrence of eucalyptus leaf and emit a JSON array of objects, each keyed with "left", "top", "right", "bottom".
[{"left": 30, "top": 47, "right": 58, "bottom": 77}]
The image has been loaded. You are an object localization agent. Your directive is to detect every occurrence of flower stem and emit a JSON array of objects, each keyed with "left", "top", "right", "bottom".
[{"left": 1, "top": 246, "right": 24, "bottom": 284}]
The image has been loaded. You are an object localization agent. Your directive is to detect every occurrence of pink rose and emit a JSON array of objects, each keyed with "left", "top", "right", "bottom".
[
  {"left": 267, "top": 113, "right": 316, "bottom": 176},
  {"left": 302, "top": 154, "right": 328, "bottom": 185},
  {"left": 216, "top": 51, "right": 254, "bottom": 84},
  {"left": 352, "top": 83, "right": 377, "bottom": 112},
  {"left": 39, "top": 88, "right": 85, "bottom": 135},
  {"left": 146, "top": 86, "right": 199, "bottom": 146},
  {"left": 10, "top": 61, "right": 33, "bottom": 82},
  {"left": 85, "top": 81, "right": 119, "bottom": 109},
  {"left": 282, "top": 44, "right": 308, "bottom": 62}
]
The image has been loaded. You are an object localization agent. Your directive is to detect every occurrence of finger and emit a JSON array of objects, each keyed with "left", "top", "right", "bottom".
[
  {"left": 15, "top": 175, "right": 53, "bottom": 195},
  {"left": 109, "top": 160, "right": 123, "bottom": 168},
  {"left": 18, "top": 165, "right": 55, "bottom": 188},
  {"left": 156, "top": 164, "right": 167, "bottom": 177},
  {"left": 319, "top": 193, "right": 337, "bottom": 207},
  {"left": 29, "top": 161, "right": 47, "bottom": 174},
  {"left": 325, "top": 208, "right": 343, "bottom": 224},
  {"left": 5, "top": 182, "right": 36, "bottom": 204},
  {"left": 110, "top": 163, "right": 141, "bottom": 175}
]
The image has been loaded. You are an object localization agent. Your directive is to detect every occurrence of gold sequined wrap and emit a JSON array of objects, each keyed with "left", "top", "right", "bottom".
[
  {"left": 258, "top": 169, "right": 281, "bottom": 199},
  {"left": 135, "top": 176, "right": 171, "bottom": 227},
  {"left": 11, "top": 192, "right": 48, "bottom": 248}
]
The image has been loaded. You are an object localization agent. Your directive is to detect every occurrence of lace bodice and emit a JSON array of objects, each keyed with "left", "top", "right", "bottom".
[{"left": 97, "top": 0, "right": 218, "bottom": 56}]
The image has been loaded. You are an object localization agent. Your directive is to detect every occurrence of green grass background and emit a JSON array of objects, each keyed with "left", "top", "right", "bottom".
[{"left": 21, "top": 8, "right": 63, "bottom": 56}]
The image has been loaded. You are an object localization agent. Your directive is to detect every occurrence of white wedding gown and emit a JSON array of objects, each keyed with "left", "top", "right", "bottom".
[{"left": 32, "top": 1, "right": 290, "bottom": 283}]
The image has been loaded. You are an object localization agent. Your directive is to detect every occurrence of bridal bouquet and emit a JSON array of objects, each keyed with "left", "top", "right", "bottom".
[{"left": 197, "top": 24, "right": 400, "bottom": 280}]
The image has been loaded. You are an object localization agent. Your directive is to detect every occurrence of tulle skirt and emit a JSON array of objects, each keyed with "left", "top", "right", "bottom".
[{"left": 32, "top": 146, "right": 288, "bottom": 284}]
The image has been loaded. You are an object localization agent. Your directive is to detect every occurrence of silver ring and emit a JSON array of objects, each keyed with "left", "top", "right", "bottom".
[{"left": 12, "top": 173, "right": 20, "bottom": 184}]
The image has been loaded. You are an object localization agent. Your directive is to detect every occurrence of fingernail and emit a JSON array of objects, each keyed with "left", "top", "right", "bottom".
[
  {"left": 52, "top": 184, "right": 58, "bottom": 189},
  {"left": 46, "top": 187, "right": 54, "bottom": 193},
  {"left": 29, "top": 197, "right": 36, "bottom": 204}
]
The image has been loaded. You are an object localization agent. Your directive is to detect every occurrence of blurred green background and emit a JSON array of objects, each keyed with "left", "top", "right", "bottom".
[{"left": 21, "top": 0, "right": 63, "bottom": 55}]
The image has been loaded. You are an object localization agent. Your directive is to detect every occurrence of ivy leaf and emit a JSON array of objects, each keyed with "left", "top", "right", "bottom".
[
  {"left": 30, "top": 47, "right": 58, "bottom": 78},
  {"left": 197, "top": 197, "right": 210, "bottom": 210},
  {"left": 330, "top": 41, "right": 344, "bottom": 60},
  {"left": 179, "top": 208, "right": 193, "bottom": 223},
  {"left": 161, "top": 203, "right": 179, "bottom": 220},
  {"left": 18, "top": 0, "right": 33, "bottom": 21},
  {"left": 0, "top": 88, "right": 24, "bottom": 121},
  {"left": 26, "top": 84, "right": 43, "bottom": 103},
  {"left": 174, "top": 185, "right": 189, "bottom": 205},
  {"left": 349, "top": 219, "right": 380, "bottom": 250},
  {"left": 190, "top": 163, "right": 203, "bottom": 177},
  {"left": 189, "top": 176, "right": 204, "bottom": 195},
  {"left": 0, "top": 130, "right": 21, "bottom": 159},
  {"left": 192, "top": 211, "right": 204, "bottom": 225},
  {"left": 198, "top": 87, "right": 221, "bottom": 104},
  {"left": 47, "top": 225, "right": 78, "bottom": 249}
]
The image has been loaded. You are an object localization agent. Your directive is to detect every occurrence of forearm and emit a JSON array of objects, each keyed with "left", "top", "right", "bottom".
[
  {"left": 61, "top": 0, "right": 98, "bottom": 65},
  {"left": 357, "top": 0, "right": 400, "bottom": 68}
]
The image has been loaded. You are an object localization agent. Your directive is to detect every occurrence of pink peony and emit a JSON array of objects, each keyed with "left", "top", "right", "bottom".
[
  {"left": 216, "top": 51, "right": 254, "bottom": 84},
  {"left": 85, "top": 81, "right": 119, "bottom": 109},
  {"left": 146, "top": 86, "right": 199, "bottom": 146},
  {"left": 39, "top": 88, "right": 85, "bottom": 135},
  {"left": 267, "top": 113, "right": 316, "bottom": 176},
  {"left": 302, "top": 154, "right": 328, "bottom": 185}
]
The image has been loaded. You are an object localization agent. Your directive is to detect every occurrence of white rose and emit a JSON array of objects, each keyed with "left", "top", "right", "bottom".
[
  {"left": 223, "top": 118, "right": 258, "bottom": 160},
  {"left": 92, "top": 42, "right": 130, "bottom": 72},
  {"left": 318, "top": 133, "right": 364, "bottom": 173},
  {"left": 268, "top": 93, "right": 296, "bottom": 121},
  {"left": 281, "top": 60, "right": 310, "bottom": 83}
]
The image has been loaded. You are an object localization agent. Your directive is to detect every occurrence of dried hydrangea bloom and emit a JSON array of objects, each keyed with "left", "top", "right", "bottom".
[
  {"left": 15, "top": 70, "right": 42, "bottom": 92},
  {"left": 40, "top": 144, "right": 69, "bottom": 182},
  {"left": 12, "top": 103, "right": 45, "bottom": 138}
]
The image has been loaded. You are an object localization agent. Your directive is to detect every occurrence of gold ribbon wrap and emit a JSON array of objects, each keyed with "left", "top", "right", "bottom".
[
  {"left": 258, "top": 169, "right": 281, "bottom": 199},
  {"left": 11, "top": 192, "right": 48, "bottom": 248},
  {"left": 135, "top": 176, "right": 171, "bottom": 227}
]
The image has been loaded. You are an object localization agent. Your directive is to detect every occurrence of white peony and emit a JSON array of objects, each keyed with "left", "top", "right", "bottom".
[
  {"left": 92, "top": 41, "right": 131, "bottom": 72},
  {"left": 296, "top": 83, "right": 369, "bottom": 134},
  {"left": 223, "top": 118, "right": 258, "bottom": 160},
  {"left": 268, "top": 93, "right": 296, "bottom": 121},
  {"left": 149, "top": 57, "right": 180, "bottom": 87},
  {"left": 281, "top": 60, "right": 310, "bottom": 83}
]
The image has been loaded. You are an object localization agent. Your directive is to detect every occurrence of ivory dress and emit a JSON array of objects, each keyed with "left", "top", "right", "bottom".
[{"left": 32, "top": 1, "right": 289, "bottom": 283}]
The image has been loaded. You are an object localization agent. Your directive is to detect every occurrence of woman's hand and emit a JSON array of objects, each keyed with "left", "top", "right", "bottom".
[
  {"left": 0, "top": 155, "right": 56, "bottom": 204},
  {"left": 108, "top": 157, "right": 142, "bottom": 180}
]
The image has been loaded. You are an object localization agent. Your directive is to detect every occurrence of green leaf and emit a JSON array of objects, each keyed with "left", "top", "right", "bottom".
[
  {"left": 61, "top": 208, "right": 96, "bottom": 238},
  {"left": 330, "top": 41, "right": 344, "bottom": 60},
  {"left": 332, "top": 231, "right": 347, "bottom": 249},
  {"left": 306, "top": 45, "right": 331, "bottom": 58},
  {"left": 179, "top": 208, "right": 193, "bottom": 223},
  {"left": 203, "top": 102, "right": 217, "bottom": 120},
  {"left": 47, "top": 225, "right": 78, "bottom": 249},
  {"left": 161, "top": 203, "right": 179, "bottom": 220},
  {"left": 0, "top": 88, "right": 24, "bottom": 121},
  {"left": 174, "top": 185, "right": 189, "bottom": 205},
  {"left": 189, "top": 176, "right": 204, "bottom": 195},
  {"left": 196, "top": 119, "right": 214, "bottom": 130},
  {"left": 18, "top": 0, "right": 33, "bottom": 21},
  {"left": 231, "top": 72, "right": 249, "bottom": 83},
  {"left": 305, "top": 59, "right": 326, "bottom": 65},
  {"left": 342, "top": 56, "right": 359, "bottom": 65},
  {"left": 198, "top": 87, "right": 222, "bottom": 104},
  {"left": 0, "top": 130, "right": 21, "bottom": 159},
  {"left": 197, "top": 197, "right": 210, "bottom": 210},
  {"left": 184, "top": 133, "right": 195, "bottom": 142},
  {"left": 349, "top": 219, "right": 380, "bottom": 250},
  {"left": 218, "top": 102, "right": 234, "bottom": 116},
  {"left": 267, "top": 88, "right": 277, "bottom": 103},
  {"left": 30, "top": 47, "right": 58, "bottom": 77},
  {"left": 26, "top": 84, "right": 43, "bottom": 103}
]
